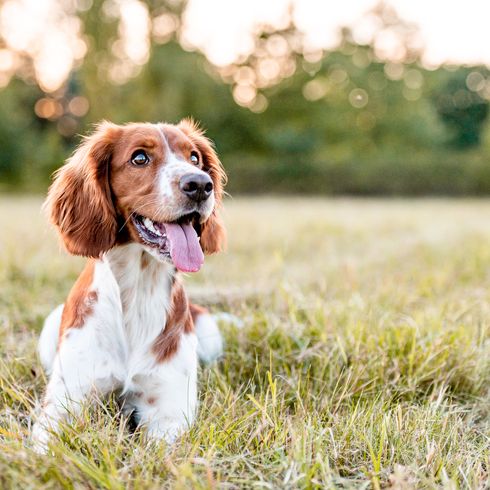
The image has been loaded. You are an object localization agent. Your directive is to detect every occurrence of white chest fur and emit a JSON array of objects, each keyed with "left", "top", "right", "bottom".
[{"left": 100, "top": 244, "right": 175, "bottom": 387}]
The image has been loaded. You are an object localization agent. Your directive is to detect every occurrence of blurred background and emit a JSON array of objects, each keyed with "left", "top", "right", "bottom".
[{"left": 1, "top": 0, "right": 490, "bottom": 195}]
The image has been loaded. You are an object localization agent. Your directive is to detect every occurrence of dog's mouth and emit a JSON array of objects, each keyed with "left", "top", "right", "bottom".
[{"left": 131, "top": 212, "right": 204, "bottom": 272}]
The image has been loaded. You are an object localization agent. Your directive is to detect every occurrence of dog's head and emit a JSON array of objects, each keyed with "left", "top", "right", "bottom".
[{"left": 44, "top": 120, "right": 226, "bottom": 272}]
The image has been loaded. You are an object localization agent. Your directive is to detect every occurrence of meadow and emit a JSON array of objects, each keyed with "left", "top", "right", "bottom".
[{"left": 0, "top": 196, "right": 489, "bottom": 489}]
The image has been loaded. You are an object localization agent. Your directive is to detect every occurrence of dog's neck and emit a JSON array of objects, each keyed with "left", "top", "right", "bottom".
[
  {"left": 103, "top": 244, "right": 175, "bottom": 347},
  {"left": 104, "top": 243, "right": 176, "bottom": 287}
]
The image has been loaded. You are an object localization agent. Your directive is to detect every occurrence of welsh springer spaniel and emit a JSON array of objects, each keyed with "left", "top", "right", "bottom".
[{"left": 32, "top": 120, "right": 226, "bottom": 451}]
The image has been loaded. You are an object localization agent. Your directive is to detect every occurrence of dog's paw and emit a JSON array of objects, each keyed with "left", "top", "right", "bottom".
[{"left": 30, "top": 423, "right": 51, "bottom": 454}]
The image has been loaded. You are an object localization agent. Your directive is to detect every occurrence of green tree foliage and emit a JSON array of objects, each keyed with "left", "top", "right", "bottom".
[
  {"left": 0, "top": 2, "right": 490, "bottom": 195},
  {"left": 434, "top": 70, "right": 489, "bottom": 148}
]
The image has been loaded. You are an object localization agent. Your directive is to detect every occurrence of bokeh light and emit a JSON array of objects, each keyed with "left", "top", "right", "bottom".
[
  {"left": 349, "top": 88, "right": 369, "bottom": 108},
  {"left": 34, "top": 98, "right": 63, "bottom": 120}
]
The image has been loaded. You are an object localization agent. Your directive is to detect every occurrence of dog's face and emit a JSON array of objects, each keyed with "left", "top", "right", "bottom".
[{"left": 45, "top": 120, "right": 226, "bottom": 272}]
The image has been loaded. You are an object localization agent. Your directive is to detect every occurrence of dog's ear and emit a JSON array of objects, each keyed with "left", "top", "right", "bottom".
[
  {"left": 199, "top": 210, "right": 226, "bottom": 254},
  {"left": 44, "top": 122, "right": 122, "bottom": 257},
  {"left": 178, "top": 118, "right": 227, "bottom": 254}
]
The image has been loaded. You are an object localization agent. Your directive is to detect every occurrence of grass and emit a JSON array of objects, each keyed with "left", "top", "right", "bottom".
[{"left": 0, "top": 196, "right": 489, "bottom": 489}]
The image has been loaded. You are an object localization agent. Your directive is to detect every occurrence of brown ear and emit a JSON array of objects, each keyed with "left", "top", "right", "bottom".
[
  {"left": 178, "top": 118, "right": 227, "bottom": 254},
  {"left": 200, "top": 210, "right": 226, "bottom": 254},
  {"left": 44, "top": 122, "right": 121, "bottom": 257}
]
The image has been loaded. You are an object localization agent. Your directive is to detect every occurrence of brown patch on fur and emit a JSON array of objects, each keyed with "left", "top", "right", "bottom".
[
  {"left": 59, "top": 260, "right": 97, "bottom": 338},
  {"left": 140, "top": 252, "right": 151, "bottom": 269},
  {"left": 146, "top": 396, "right": 157, "bottom": 405},
  {"left": 152, "top": 280, "right": 194, "bottom": 363},
  {"left": 184, "top": 311, "right": 193, "bottom": 334},
  {"left": 109, "top": 125, "right": 167, "bottom": 236}
]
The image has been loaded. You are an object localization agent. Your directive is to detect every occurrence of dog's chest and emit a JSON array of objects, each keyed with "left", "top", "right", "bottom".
[
  {"left": 121, "top": 272, "right": 171, "bottom": 350},
  {"left": 103, "top": 245, "right": 174, "bottom": 363}
]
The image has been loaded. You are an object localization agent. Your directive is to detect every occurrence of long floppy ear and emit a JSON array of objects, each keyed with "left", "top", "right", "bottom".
[
  {"left": 44, "top": 122, "right": 121, "bottom": 257},
  {"left": 178, "top": 118, "right": 227, "bottom": 254}
]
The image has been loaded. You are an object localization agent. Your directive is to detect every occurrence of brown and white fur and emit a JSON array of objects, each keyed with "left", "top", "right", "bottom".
[{"left": 32, "top": 120, "right": 226, "bottom": 451}]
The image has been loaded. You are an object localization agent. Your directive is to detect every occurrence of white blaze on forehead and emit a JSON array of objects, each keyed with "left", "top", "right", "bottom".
[
  {"left": 156, "top": 124, "right": 170, "bottom": 151},
  {"left": 155, "top": 124, "right": 209, "bottom": 199}
]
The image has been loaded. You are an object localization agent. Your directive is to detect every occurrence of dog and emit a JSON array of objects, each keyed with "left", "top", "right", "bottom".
[{"left": 32, "top": 119, "right": 226, "bottom": 451}]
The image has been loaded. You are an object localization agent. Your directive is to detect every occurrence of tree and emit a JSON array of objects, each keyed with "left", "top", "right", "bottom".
[{"left": 434, "top": 71, "right": 489, "bottom": 148}]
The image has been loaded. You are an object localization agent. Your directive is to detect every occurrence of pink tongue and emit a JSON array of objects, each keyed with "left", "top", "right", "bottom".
[{"left": 163, "top": 223, "right": 204, "bottom": 272}]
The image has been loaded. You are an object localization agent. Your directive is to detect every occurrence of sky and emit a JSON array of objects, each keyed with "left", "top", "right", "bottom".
[
  {"left": 0, "top": 0, "right": 490, "bottom": 92},
  {"left": 183, "top": 0, "right": 490, "bottom": 67}
]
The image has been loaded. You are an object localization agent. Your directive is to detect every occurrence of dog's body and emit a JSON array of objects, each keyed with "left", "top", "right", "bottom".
[{"left": 32, "top": 120, "right": 226, "bottom": 451}]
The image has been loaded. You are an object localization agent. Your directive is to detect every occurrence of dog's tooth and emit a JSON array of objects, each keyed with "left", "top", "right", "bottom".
[
  {"left": 147, "top": 220, "right": 160, "bottom": 235},
  {"left": 143, "top": 217, "right": 153, "bottom": 230}
]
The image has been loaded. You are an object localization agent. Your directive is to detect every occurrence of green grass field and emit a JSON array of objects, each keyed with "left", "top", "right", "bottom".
[{"left": 0, "top": 197, "right": 489, "bottom": 489}]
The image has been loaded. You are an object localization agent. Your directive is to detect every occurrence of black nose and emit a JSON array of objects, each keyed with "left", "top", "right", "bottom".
[{"left": 179, "top": 173, "right": 213, "bottom": 202}]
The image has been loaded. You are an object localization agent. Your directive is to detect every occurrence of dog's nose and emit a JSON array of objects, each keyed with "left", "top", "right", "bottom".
[{"left": 179, "top": 173, "right": 213, "bottom": 202}]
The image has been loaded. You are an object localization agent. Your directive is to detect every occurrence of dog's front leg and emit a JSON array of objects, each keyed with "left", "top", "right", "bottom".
[
  {"left": 32, "top": 328, "right": 120, "bottom": 453},
  {"left": 128, "top": 333, "right": 198, "bottom": 444}
]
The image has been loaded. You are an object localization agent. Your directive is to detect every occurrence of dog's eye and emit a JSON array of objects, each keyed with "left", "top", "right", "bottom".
[
  {"left": 131, "top": 150, "right": 150, "bottom": 166},
  {"left": 190, "top": 151, "right": 199, "bottom": 166}
]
